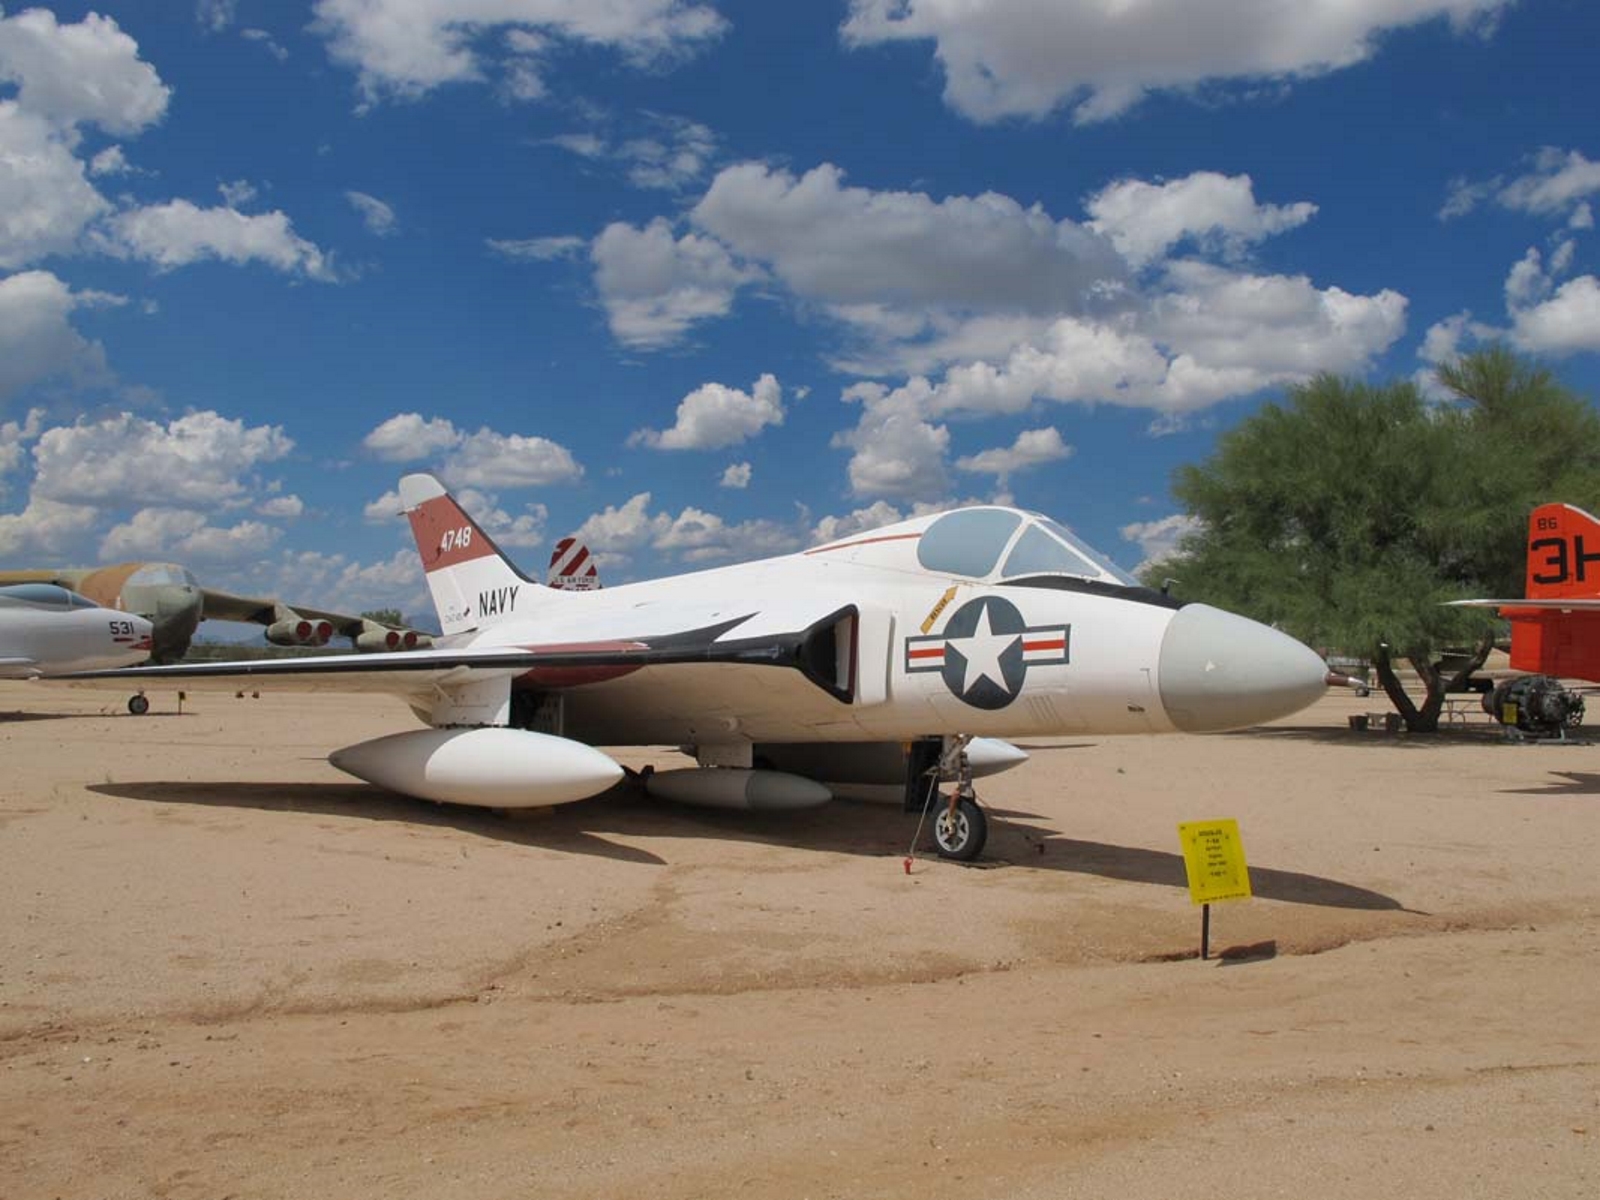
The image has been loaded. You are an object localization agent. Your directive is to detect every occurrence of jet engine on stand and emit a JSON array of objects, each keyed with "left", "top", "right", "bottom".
[{"left": 1483, "top": 674, "right": 1585, "bottom": 738}]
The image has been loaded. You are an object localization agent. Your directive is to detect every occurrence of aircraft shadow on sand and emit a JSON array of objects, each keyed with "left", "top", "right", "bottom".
[
  {"left": 87, "top": 778, "right": 1404, "bottom": 911},
  {"left": 0, "top": 707, "right": 189, "bottom": 724},
  {"left": 1500, "top": 770, "right": 1600, "bottom": 797},
  {"left": 1232, "top": 722, "right": 1505, "bottom": 748},
  {"left": 87, "top": 780, "right": 669, "bottom": 866}
]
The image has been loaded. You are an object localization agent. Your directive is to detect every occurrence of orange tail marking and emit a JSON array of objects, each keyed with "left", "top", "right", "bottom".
[
  {"left": 1524, "top": 502, "right": 1600, "bottom": 600},
  {"left": 407, "top": 495, "right": 496, "bottom": 572},
  {"left": 1508, "top": 503, "right": 1600, "bottom": 681}
]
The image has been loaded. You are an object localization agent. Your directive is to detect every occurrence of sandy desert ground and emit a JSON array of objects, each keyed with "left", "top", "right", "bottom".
[{"left": 1, "top": 678, "right": 1596, "bottom": 1199}]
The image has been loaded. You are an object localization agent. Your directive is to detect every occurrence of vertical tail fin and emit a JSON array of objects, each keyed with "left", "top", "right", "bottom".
[
  {"left": 1525, "top": 502, "right": 1600, "bottom": 600},
  {"left": 1507, "top": 502, "right": 1600, "bottom": 678},
  {"left": 400, "top": 474, "right": 539, "bottom": 636},
  {"left": 547, "top": 536, "right": 602, "bottom": 591}
]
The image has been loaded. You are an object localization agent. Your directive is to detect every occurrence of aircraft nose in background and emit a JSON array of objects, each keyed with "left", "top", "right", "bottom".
[{"left": 1157, "top": 603, "right": 1327, "bottom": 732}]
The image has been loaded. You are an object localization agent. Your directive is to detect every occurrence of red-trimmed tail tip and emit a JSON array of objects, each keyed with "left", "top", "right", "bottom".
[{"left": 401, "top": 473, "right": 496, "bottom": 572}]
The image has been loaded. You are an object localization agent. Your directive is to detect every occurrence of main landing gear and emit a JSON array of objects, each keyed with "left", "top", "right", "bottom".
[
  {"left": 917, "top": 736, "right": 989, "bottom": 862},
  {"left": 127, "top": 692, "right": 149, "bottom": 715}
]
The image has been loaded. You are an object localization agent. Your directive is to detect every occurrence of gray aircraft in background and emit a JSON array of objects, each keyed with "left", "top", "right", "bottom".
[
  {"left": 0, "top": 584, "right": 154, "bottom": 684},
  {"left": 0, "top": 563, "right": 431, "bottom": 663}
]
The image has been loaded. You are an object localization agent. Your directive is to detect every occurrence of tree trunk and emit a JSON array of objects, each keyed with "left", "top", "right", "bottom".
[
  {"left": 1374, "top": 644, "right": 1444, "bottom": 732},
  {"left": 1372, "top": 633, "right": 1495, "bottom": 733}
]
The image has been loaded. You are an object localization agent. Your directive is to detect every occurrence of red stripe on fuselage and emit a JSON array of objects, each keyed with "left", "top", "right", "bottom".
[{"left": 804, "top": 532, "right": 922, "bottom": 555}]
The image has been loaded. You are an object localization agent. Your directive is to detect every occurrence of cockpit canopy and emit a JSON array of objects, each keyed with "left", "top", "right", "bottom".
[
  {"left": 125, "top": 563, "right": 200, "bottom": 589},
  {"left": 0, "top": 583, "right": 102, "bottom": 611},
  {"left": 915, "top": 507, "right": 1138, "bottom": 586}
]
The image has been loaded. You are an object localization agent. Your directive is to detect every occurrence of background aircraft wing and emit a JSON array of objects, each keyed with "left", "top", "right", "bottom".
[
  {"left": 191, "top": 586, "right": 283, "bottom": 626},
  {"left": 59, "top": 603, "right": 861, "bottom": 703},
  {"left": 1448, "top": 598, "right": 1600, "bottom": 610},
  {"left": 197, "top": 586, "right": 432, "bottom": 650}
]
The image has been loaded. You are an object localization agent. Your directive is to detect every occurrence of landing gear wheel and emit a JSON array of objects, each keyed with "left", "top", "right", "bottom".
[
  {"left": 932, "top": 796, "right": 988, "bottom": 862},
  {"left": 127, "top": 694, "right": 149, "bottom": 716}
]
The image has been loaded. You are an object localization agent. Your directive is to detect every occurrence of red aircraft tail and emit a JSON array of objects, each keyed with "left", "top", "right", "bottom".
[
  {"left": 399, "top": 473, "right": 546, "bottom": 637},
  {"left": 1503, "top": 502, "right": 1600, "bottom": 680}
]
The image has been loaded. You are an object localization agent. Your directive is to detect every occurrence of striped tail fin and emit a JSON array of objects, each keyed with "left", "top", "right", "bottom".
[
  {"left": 547, "top": 536, "right": 602, "bottom": 591},
  {"left": 399, "top": 474, "right": 541, "bottom": 636}
]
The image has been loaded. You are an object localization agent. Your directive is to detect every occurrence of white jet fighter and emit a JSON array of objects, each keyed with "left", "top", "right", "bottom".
[
  {"left": 65, "top": 475, "right": 1329, "bottom": 859},
  {"left": 1, "top": 584, "right": 154, "bottom": 678}
]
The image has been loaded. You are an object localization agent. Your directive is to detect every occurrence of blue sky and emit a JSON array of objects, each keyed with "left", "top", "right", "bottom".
[{"left": 2, "top": 0, "right": 1598, "bottom": 624}]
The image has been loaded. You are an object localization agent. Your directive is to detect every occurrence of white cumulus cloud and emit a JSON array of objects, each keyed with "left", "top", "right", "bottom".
[
  {"left": 955, "top": 427, "right": 1073, "bottom": 482},
  {"left": 810, "top": 501, "right": 905, "bottom": 545},
  {"left": 0, "top": 7, "right": 170, "bottom": 134},
  {"left": 30, "top": 410, "right": 294, "bottom": 508},
  {"left": 1444, "top": 147, "right": 1600, "bottom": 224},
  {"left": 1120, "top": 514, "right": 1203, "bottom": 573},
  {"left": 448, "top": 428, "right": 583, "bottom": 488},
  {"left": 842, "top": 0, "right": 1510, "bottom": 124},
  {"left": 311, "top": 0, "right": 726, "bottom": 106},
  {"left": 257, "top": 494, "right": 304, "bottom": 518},
  {"left": 572, "top": 491, "right": 800, "bottom": 566},
  {"left": 360, "top": 412, "right": 582, "bottom": 488},
  {"left": 692, "top": 161, "right": 1125, "bottom": 318},
  {"left": 0, "top": 496, "right": 98, "bottom": 557},
  {"left": 1086, "top": 171, "right": 1316, "bottom": 268},
  {"left": 592, "top": 217, "right": 761, "bottom": 347},
  {"left": 0, "top": 270, "right": 116, "bottom": 402},
  {"left": 831, "top": 261, "right": 1407, "bottom": 498},
  {"left": 363, "top": 412, "right": 464, "bottom": 461},
  {"left": 0, "top": 102, "right": 110, "bottom": 268},
  {"left": 833, "top": 382, "right": 952, "bottom": 501},
  {"left": 1509, "top": 275, "right": 1600, "bottom": 356},
  {"left": 631, "top": 373, "right": 784, "bottom": 450},
  {"left": 94, "top": 201, "right": 336, "bottom": 279},
  {"left": 100, "top": 507, "right": 280, "bottom": 563}
]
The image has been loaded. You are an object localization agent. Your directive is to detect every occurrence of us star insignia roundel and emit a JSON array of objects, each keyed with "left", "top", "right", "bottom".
[{"left": 903, "top": 596, "right": 1070, "bottom": 709}]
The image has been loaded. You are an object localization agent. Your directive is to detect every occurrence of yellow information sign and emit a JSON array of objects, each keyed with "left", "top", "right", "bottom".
[{"left": 1177, "top": 819, "right": 1252, "bottom": 905}]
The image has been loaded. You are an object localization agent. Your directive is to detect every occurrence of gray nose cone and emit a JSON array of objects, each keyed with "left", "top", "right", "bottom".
[{"left": 1158, "top": 604, "right": 1327, "bottom": 732}]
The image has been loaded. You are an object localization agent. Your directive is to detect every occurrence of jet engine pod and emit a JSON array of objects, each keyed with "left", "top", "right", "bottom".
[
  {"left": 645, "top": 767, "right": 832, "bottom": 811},
  {"left": 266, "top": 614, "right": 334, "bottom": 646},
  {"left": 354, "top": 624, "right": 403, "bottom": 651},
  {"left": 265, "top": 617, "right": 315, "bottom": 645},
  {"left": 330, "top": 727, "right": 623, "bottom": 807}
]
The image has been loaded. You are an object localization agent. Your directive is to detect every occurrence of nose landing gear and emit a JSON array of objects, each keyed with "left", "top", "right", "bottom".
[
  {"left": 932, "top": 792, "right": 988, "bottom": 861},
  {"left": 922, "top": 735, "right": 990, "bottom": 862}
]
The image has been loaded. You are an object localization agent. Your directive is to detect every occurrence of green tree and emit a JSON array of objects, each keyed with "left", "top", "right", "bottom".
[
  {"left": 1148, "top": 349, "right": 1600, "bottom": 731},
  {"left": 360, "top": 608, "right": 405, "bottom": 627}
]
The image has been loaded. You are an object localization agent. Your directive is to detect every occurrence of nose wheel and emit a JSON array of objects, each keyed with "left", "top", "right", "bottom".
[
  {"left": 922, "top": 734, "right": 990, "bottom": 862},
  {"left": 932, "top": 793, "right": 988, "bottom": 861},
  {"left": 127, "top": 693, "right": 149, "bottom": 716}
]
